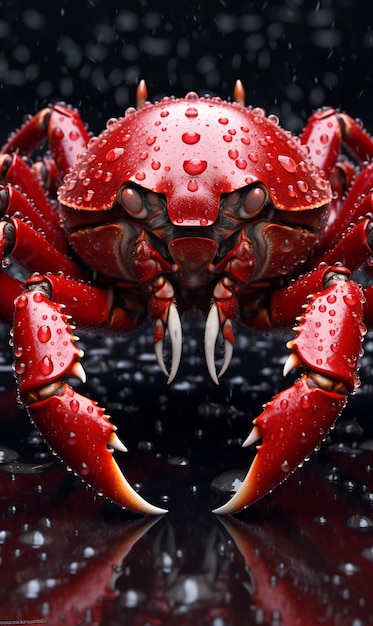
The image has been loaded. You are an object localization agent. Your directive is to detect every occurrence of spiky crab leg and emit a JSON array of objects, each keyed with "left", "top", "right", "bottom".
[
  {"left": 214, "top": 271, "right": 366, "bottom": 514},
  {"left": 12, "top": 274, "right": 167, "bottom": 515}
]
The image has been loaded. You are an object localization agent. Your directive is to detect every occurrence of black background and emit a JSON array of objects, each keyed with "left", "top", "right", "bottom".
[{"left": 1, "top": 0, "right": 373, "bottom": 136}]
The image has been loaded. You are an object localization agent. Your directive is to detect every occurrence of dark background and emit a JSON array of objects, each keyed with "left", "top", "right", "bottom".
[
  {"left": 1, "top": 0, "right": 373, "bottom": 138},
  {"left": 1, "top": 2, "right": 373, "bottom": 623}
]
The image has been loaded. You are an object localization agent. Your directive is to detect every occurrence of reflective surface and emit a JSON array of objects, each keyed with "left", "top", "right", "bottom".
[
  {"left": 1, "top": 324, "right": 373, "bottom": 625},
  {"left": 1, "top": 2, "right": 373, "bottom": 624}
]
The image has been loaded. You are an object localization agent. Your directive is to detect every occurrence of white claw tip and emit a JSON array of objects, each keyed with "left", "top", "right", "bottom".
[
  {"left": 107, "top": 431, "right": 128, "bottom": 453},
  {"left": 70, "top": 361, "right": 87, "bottom": 384},
  {"left": 242, "top": 425, "right": 261, "bottom": 448},
  {"left": 283, "top": 352, "right": 302, "bottom": 377}
]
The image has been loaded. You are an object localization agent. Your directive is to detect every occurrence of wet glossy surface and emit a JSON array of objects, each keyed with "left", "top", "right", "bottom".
[
  {"left": 1, "top": 323, "right": 373, "bottom": 624},
  {"left": 1, "top": 3, "right": 373, "bottom": 623}
]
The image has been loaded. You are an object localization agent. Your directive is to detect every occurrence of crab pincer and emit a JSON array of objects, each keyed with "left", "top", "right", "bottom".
[
  {"left": 12, "top": 277, "right": 167, "bottom": 515},
  {"left": 214, "top": 275, "right": 365, "bottom": 514}
]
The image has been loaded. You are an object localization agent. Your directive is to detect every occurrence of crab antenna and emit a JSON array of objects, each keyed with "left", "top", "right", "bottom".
[
  {"left": 233, "top": 80, "right": 245, "bottom": 106},
  {"left": 136, "top": 79, "right": 148, "bottom": 109}
]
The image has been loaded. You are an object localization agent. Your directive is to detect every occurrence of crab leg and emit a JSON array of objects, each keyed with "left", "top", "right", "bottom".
[
  {"left": 12, "top": 276, "right": 167, "bottom": 515},
  {"left": 214, "top": 272, "right": 365, "bottom": 514}
]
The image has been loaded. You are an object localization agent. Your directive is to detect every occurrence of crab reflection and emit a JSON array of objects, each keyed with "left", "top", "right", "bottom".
[
  {"left": 0, "top": 467, "right": 372, "bottom": 626},
  {"left": 111, "top": 512, "right": 252, "bottom": 623}
]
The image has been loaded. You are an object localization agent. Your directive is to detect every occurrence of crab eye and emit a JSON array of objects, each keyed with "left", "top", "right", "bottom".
[
  {"left": 120, "top": 186, "right": 148, "bottom": 219},
  {"left": 238, "top": 185, "right": 267, "bottom": 219}
]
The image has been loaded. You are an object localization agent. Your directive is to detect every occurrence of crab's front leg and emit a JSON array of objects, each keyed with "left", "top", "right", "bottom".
[
  {"left": 214, "top": 266, "right": 365, "bottom": 514},
  {"left": 12, "top": 274, "right": 167, "bottom": 515}
]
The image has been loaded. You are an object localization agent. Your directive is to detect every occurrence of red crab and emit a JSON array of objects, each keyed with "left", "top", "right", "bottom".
[{"left": 1, "top": 80, "right": 372, "bottom": 515}]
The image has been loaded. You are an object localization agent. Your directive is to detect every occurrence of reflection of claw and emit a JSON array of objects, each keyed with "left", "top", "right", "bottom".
[
  {"left": 204, "top": 303, "right": 234, "bottom": 385},
  {"left": 154, "top": 303, "right": 182, "bottom": 384}
]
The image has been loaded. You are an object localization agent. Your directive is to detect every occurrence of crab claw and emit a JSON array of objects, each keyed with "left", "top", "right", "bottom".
[
  {"left": 12, "top": 280, "right": 167, "bottom": 515},
  {"left": 213, "top": 375, "right": 346, "bottom": 514},
  {"left": 27, "top": 385, "right": 167, "bottom": 515}
]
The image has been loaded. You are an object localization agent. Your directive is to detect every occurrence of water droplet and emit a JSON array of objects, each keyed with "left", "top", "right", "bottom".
[
  {"left": 185, "top": 91, "right": 198, "bottom": 100},
  {"left": 67, "top": 432, "right": 77, "bottom": 445},
  {"left": 218, "top": 117, "right": 229, "bottom": 125},
  {"left": 301, "top": 394, "right": 311, "bottom": 409},
  {"left": 53, "top": 128, "right": 64, "bottom": 139},
  {"left": 339, "top": 562, "right": 360, "bottom": 576},
  {"left": 83, "top": 190, "right": 95, "bottom": 202},
  {"left": 64, "top": 177, "right": 78, "bottom": 192},
  {"left": 297, "top": 180, "right": 309, "bottom": 193},
  {"left": 280, "top": 238, "right": 294, "bottom": 252},
  {"left": 346, "top": 514, "right": 373, "bottom": 529},
  {"left": 185, "top": 107, "right": 198, "bottom": 118},
  {"left": 80, "top": 462, "right": 90, "bottom": 476},
  {"left": 39, "top": 356, "right": 53, "bottom": 376},
  {"left": 187, "top": 180, "right": 199, "bottom": 192},
  {"left": 241, "top": 136, "right": 251, "bottom": 145},
  {"left": 182, "top": 132, "right": 200, "bottom": 144},
  {"left": 268, "top": 114, "right": 280, "bottom": 125},
  {"left": 278, "top": 154, "right": 298, "bottom": 173},
  {"left": 343, "top": 293, "right": 357, "bottom": 307},
  {"left": 223, "top": 134, "right": 233, "bottom": 142},
  {"left": 139, "top": 151, "right": 148, "bottom": 160},
  {"left": 105, "top": 147, "right": 124, "bottom": 162},
  {"left": 146, "top": 136, "right": 156, "bottom": 146},
  {"left": 183, "top": 159, "right": 207, "bottom": 175},
  {"left": 37, "top": 325, "right": 51, "bottom": 343},
  {"left": 19, "top": 529, "right": 51, "bottom": 548},
  {"left": 280, "top": 399, "right": 288, "bottom": 410},
  {"left": 33, "top": 291, "right": 43, "bottom": 303},
  {"left": 248, "top": 152, "right": 259, "bottom": 163},
  {"left": 160, "top": 110, "right": 169, "bottom": 118},
  {"left": 320, "top": 133, "right": 329, "bottom": 144},
  {"left": 228, "top": 149, "right": 239, "bottom": 160},
  {"left": 280, "top": 460, "right": 290, "bottom": 473},
  {"left": 70, "top": 399, "right": 79, "bottom": 413},
  {"left": 135, "top": 171, "right": 146, "bottom": 181},
  {"left": 151, "top": 160, "right": 161, "bottom": 170},
  {"left": 236, "top": 158, "right": 247, "bottom": 169},
  {"left": 0, "top": 530, "right": 11, "bottom": 543},
  {"left": 15, "top": 362, "right": 26, "bottom": 375}
]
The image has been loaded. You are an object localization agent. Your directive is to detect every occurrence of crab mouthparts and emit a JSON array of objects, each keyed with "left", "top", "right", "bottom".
[{"left": 153, "top": 302, "right": 234, "bottom": 385}]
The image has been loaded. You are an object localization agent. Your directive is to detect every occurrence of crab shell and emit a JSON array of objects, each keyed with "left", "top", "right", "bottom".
[{"left": 58, "top": 94, "right": 331, "bottom": 226}]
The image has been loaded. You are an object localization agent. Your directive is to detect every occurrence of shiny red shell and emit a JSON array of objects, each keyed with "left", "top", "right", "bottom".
[{"left": 58, "top": 93, "right": 331, "bottom": 227}]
